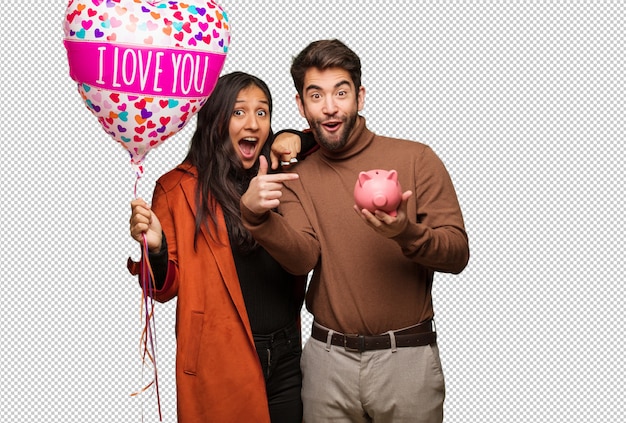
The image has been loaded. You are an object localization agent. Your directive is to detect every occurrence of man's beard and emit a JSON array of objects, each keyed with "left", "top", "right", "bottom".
[{"left": 309, "top": 111, "right": 358, "bottom": 152}]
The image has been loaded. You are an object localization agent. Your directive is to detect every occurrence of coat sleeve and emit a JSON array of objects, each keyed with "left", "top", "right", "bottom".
[{"left": 127, "top": 182, "right": 181, "bottom": 302}]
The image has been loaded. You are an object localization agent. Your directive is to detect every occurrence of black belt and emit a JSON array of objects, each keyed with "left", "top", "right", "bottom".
[{"left": 311, "top": 320, "right": 436, "bottom": 352}]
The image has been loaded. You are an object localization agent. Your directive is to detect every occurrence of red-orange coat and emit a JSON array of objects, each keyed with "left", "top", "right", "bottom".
[{"left": 129, "top": 163, "right": 271, "bottom": 423}]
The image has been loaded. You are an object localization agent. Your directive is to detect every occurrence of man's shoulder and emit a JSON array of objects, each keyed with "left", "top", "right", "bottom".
[
  {"left": 288, "top": 150, "right": 324, "bottom": 173},
  {"left": 371, "top": 134, "right": 433, "bottom": 160},
  {"left": 374, "top": 133, "right": 429, "bottom": 149}
]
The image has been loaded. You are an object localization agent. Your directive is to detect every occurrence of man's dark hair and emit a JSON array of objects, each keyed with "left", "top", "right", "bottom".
[{"left": 290, "top": 39, "right": 362, "bottom": 97}]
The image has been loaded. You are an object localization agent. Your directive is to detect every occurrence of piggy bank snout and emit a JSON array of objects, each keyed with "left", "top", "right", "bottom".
[{"left": 372, "top": 194, "right": 389, "bottom": 208}]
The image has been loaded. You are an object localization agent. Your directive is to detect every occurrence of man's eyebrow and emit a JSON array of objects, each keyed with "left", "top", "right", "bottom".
[{"left": 304, "top": 80, "right": 352, "bottom": 93}]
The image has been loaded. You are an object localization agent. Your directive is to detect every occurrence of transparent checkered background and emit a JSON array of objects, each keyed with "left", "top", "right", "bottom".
[{"left": 1, "top": 1, "right": 624, "bottom": 422}]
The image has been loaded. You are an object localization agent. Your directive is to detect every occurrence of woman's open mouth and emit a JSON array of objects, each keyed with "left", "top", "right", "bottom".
[{"left": 238, "top": 138, "right": 259, "bottom": 160}]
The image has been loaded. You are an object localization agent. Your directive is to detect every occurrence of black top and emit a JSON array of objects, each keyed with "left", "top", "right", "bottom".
[{"left": 147, "top": 130, "right": 316, "bottom": 334}]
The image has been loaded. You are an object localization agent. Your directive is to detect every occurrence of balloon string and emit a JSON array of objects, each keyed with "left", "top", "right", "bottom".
[{"left": 130, "top": 174, "right": 163, "bottom": 421}]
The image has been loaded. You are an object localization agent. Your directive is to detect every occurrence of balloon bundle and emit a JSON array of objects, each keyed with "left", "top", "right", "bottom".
[{"left": 63, "top": 0, "right": 230, "bottom": 419}]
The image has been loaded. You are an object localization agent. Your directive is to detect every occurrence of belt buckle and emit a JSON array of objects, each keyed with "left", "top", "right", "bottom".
[{"left": 343, "top": 334, "right": 365, "bottom": 352}]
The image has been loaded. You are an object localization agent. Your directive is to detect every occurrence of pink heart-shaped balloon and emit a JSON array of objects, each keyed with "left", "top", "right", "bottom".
[{"left": 63, "top": 0, "right": 231, "bottom": 177}]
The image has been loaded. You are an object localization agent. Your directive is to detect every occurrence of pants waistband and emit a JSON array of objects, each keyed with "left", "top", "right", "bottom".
[
  {"left": 311, "top": 320, "right": 436, "bottom": 352},
  {"left": 254, "top": 320, "right": 300, "bottom": 344}
]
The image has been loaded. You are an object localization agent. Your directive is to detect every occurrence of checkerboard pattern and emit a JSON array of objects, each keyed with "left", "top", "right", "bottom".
[{"left": 1, "top": 1, "right": 623, "bottom": 422}]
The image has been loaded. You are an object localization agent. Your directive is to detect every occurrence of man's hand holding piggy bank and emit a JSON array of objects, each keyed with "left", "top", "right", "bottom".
[
  {"left": 353, "top": 169, "right": 412, "bottom": 238},
  {"left": 354, "top": 169, "right": 403, "bottom": 216}
]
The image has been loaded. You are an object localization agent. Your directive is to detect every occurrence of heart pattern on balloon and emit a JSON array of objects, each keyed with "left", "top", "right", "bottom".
[{"left": 63, "top": 0, "right": 231, "bottom": 176}]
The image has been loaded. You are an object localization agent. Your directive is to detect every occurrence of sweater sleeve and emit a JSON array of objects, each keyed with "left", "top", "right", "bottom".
[
  {"left": 147, "top": 232, "right": 169, "bottom": 289},
  {"left": 240, "top": 187, "right": 320, "bottom": 276},
  {"left": 392, "top": 146, "right": 470, "bottom": 274}
]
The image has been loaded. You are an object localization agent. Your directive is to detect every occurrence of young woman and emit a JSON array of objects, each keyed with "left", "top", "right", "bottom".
[{"left": 128, "top": 72, "right": 311, "bottom": 422}]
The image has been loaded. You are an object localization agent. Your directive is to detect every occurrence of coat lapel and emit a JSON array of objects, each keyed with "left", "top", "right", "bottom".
[{"left": 177, "top": 164, "right": 254, "bottom": 343}]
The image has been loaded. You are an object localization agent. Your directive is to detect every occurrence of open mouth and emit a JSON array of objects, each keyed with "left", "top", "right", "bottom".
[
  {"left": 238, "top": 138, "right": 258, "bottom": 160},
  {"left": 322, "top": 121, "right": 342, "bottom": 132}
]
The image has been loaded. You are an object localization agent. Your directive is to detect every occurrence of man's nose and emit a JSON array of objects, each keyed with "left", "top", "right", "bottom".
[{"left": 322, "top": 97, "right": 338, "bottom": 115}]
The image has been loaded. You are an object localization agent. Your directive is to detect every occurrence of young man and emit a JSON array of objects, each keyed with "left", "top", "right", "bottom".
[{"left": 241, "top": 39, "right": 469, "bottom": 422}]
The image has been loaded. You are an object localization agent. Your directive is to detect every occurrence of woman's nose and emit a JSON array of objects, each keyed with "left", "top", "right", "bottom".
[{"left": 245, "top": 114, "right": 259, "bottom": 130}]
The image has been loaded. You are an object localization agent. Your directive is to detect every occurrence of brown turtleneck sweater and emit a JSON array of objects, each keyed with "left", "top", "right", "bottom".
[{"left": 241, "top": 116, "right": 469, "bottom": 335}]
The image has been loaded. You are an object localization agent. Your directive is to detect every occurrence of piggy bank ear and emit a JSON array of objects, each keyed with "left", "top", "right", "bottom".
[
  {"left": 387, "top": 170, "right": 398, "bottom": 182},
  {"left": 358, "top": 171, "right": 372, "bottom": 187}
]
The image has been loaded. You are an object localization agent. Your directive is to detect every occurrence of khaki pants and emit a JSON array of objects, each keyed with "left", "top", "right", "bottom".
[{"left": 301, "top": 336, "right": 445, "bottom": 423}]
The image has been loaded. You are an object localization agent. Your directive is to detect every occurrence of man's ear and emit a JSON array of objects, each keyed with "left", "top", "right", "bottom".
[
  {"left": 295, "top": 93, "right": 306, "bottom": 117},
  {"left": 357, "top": 86, "right": 366, "bottom": 112}
]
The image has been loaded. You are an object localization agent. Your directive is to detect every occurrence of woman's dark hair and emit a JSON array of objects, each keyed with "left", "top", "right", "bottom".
[{"left": 184, "top": 71, "right": 273, "bottom": 252}]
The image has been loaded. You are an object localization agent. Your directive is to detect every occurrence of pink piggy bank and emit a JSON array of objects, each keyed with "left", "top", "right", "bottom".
[{"left": 354, "top": 169, "right": 402, "bottom": 216}]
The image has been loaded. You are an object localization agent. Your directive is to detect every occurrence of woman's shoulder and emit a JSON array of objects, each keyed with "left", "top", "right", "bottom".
[{"left": 156, "top": 162, "right": 197, "bottom": 192}]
